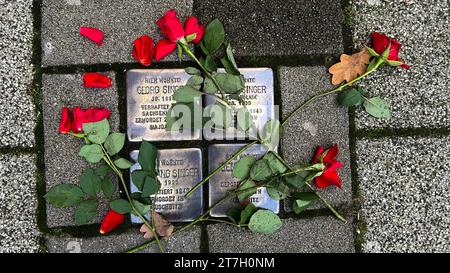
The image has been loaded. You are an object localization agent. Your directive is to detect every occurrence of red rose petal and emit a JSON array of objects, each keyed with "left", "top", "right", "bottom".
[
  {"left": 80, "top": 26, "right": 104, "bottom": 46},
  {"left": 132, "top": 35, "right": 154, "bottom": 66},
  {"left": 59, "top": 107, "right": 72, "bottom": 134},
  {"left": 154, "top": 39, "right": 177, "bottom": 61},
  {"left": 71, "top": 107, "right": 85, "bottom": 133},
  {"left": 100, "top": 210, "right": 125, "bottom": 235},
  {"left": 83, "top": 72, "right": 112, "bottom": 88},
  {"left": 83, "top": 108, "right": 111, "bottom": 124},
  {"left": 184, "top": 16, "right": 205, "bottom": 44},
  {"left": 315, "top": 171, "right": 342, "bottom": 189},
  {"left": 157, "top": 9, "right": 185, "bottom": 42}
]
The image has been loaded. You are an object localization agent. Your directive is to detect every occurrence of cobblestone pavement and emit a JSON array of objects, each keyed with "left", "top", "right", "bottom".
[{"left": 0, "top": 0, "right": 448, "bottom": 253}]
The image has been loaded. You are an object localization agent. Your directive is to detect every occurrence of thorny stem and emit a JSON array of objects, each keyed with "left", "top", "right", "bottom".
[{"left": 99, "top": 144, "right": 165, "bottom": 253}]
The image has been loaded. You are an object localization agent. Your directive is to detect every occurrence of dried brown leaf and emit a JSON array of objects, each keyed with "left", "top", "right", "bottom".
[
  {"left": 139, "top": 211, "right": 174, "bottom": 240},
  {"left": 329, "top": 49, "right": 371, "bottom": 85}
]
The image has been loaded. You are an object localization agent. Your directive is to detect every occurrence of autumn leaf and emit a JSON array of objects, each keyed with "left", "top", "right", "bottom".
[
  {"left": 329, "top": 49, "right": 371, "bottom": 85},
  {"left": 139, "top": 211, "right": 174, "bottom": 240}
]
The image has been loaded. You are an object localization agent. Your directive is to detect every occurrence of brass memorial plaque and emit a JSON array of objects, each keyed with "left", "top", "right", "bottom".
[
  {"left": 127, "top": 69, "right": 201, "bottom": 142},
  {"left": 208, "top": 144, "right": 279, "bottom": 217},
  {"left": 204, "top": 68, "right": 274, "bottom": 139},
  {"left": 129, "top": 148, "right": 203, "bottom": 223}
]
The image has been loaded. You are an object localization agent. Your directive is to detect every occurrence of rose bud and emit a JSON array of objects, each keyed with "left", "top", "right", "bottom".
[
  {"left": 157, "top": 9, "right": 185, "bottom": 43},
  {"left": 100, "top": 210, "right": 125, "bottom": 235},
  {"left": 184, "top": 16, "right": 205, "bottom": 44},
  {"left": 312, "top": 144, "right": 343, "bottom": 189},
  {"left": 371, "top": 32, "right": 410, "bottom": 69}
]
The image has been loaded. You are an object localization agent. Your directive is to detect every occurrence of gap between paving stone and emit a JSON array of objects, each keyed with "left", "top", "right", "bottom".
[
  {"left": 279, "top": 66, "right": 352, "bottom": 212},
  {"left": 207, "top": 216, "right": 354, "bottom": 253},
  {"left": 45, "top": 226, "right": 201, "bottom": 253},
  {"left": 42, "top": 72, "right": 120, "bottom": 228},
  {"left": 40, "top": 0, "right": 193, "bottom": 67}
]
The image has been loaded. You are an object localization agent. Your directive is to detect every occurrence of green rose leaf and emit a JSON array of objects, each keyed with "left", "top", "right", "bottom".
[
  {"left": 205, "top": 56, "right": 217, "bottom": 72},
  {"left": 141, "top": 176, "right": 160, "bottom": 197},
  {"left": 185, "top": 67, "right": 201, "bottom": 75},
  {"left": 187, "top": 75, "right": 204, "bottom": 90},
  {"left": 78, "top": 144, "right": 103, "bottom": 163},
  {"left": 240, "top": 203, "right": 257, "bottom": 225},
  {"left": 101, "top": 176, "right": 115, "bottom": 200},
  {"left": 209, "top": 103, "right": 233, "bottom": 128},
  {"left": 260, "top": 119, "right": 282, "bottom": 152},
  {"left": 104, "top": 133, "right": 125, "bottom": 156},
  {"left": 213, "top": 73, "right": 244, "bottom": 94},
  {"left": 203, "top": 19, "right": 225, "bottom": 54},
  {"left": 364, "top": 97, "right": 391, "bottom": 118},
  {"left": 237, "top": 179, "right": 257, "bottom": 202},
  {"left": 173, "top": 86, "right": 203, "bottom": 103},
  {"left": 131, "top": 170, "right": 147, "bottom": 191},
  {"left": 337, "top": 88, "right": 365, "bottom": 107},
  {"left": 74, "top": 199, "right": 98, "bottom": 225},
  {"left": 138, "top": 141, "right": 158, "bottom": 176},
  {"left": 250, "top": 159, "right": 272, "bottom": 182},
  {"left": 203, "top": 77, "right": 218, "bottom": 94},
  {"left": 79, "top": 169, "right": 102, "bottom": 197},
  {"left": 82, "top": 119, "right": 110, "bottom": 144},
  {"left": 267, "top": 179, "right": 289, "bottom": 201},
  {"left": 236, "top": 108, "right": 253, "bottom": 132},
  {"left": 248, "top": 210, "right": 282, "bottom": 234},
  {"left": 224, "top": 43, "right": 240, "bottom": 75},
  {"left": 232, "top": 156, "right": 256, "bottom": 180},
  {"left": 283, "top": 171, "right": 308, "bottom": 189},
  {"left": 263, "top": 152, "right": 287, "bottom": 174},
  {"left": 226, "top": 208, "right": 241, "bottom": 224},
  {"left": 292, "top": 192, "right": 319, "bottom": 214},
  {"left": 94, "top": 164, "right": 112, "bottom": 177},
  {"left": 44, "top": 184, "right": 84, "bottom": 208},
  {"left": 110, "top": 199, "right": 132, "bottom": 214},
  {"left": 114, "top": 158, "right": 133, "bottom": 169},
  {"left": 131, "top": 199, "right": 151, "bottom": 216}
]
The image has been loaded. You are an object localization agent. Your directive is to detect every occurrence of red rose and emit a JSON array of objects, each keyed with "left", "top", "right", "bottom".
[
  {"left": 154, "top": 39, "right": 177, "bottom": 62},
  {"left": 312, "top": 144, "right": 343, "bottom": 189},
  {"left": 184, "top": 16, "right": 205, "bottom": 44},
  {"left": 79, "top": 27, "right": 104, "bottom": 46},
  {"left": 99, "top": 210, "right": 125, "bottom": 235},
  {"left": 83, "top": 73, "right": 112, "bottom": 88},
  {"left": 132, "top": 35, "right": 155, "bottom": 66},
  {"left": 371, "top": 32, "right": 410, "bottom": 69},
  {"left": 157, "top": 9, "right": 185, "bottom": 43},
  {"left": 59, "top": 107, "right": 111, "bottom": 134}
]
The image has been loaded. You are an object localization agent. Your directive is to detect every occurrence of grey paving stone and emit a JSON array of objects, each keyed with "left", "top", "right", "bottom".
[
  {"left": 0, "top": 0, "right": 35, "bottom": 147},
  {"left": 42, "top": 73, "right": 119, "bottom": 228},
  {"left": 279, "top": 66, "right": 352, "bottom": 212},
  {"left": 45, "top": 226, "right": 201, "bottom": 253},
  {"left": 0, "top": 154, "right": 40, "bottom": 253},
  {"left": 194, "top": 0, "right": 343, "bottom": 57},
  {"left": 207, "top": 216, "right": 354, "bottom": 253},
  {"left": 357, "top": 136, "right": 450, "bottom": 253},
  {"left": 41, "top": 0, "right": 193, "bottom": 66},
  {"left": 350, "top": 0, "right": 450, "bottom": 129}
]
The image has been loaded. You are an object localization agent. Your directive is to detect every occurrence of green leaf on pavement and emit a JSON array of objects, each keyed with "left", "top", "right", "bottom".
[
  {"left": 363, "top": 97, "right": 391, "bottom": 118},
  {"left": 101, "top": 176, "right": 115, "bottom": 200},
  {"left": 203, "top": 77, "right": 218, "bottom": 94},
  {"left": 226, "top": 208, "right": 241, "bottom": 224},
  {"left": 173, "top": 86, "right": 203, "bottom": 103},
  {"left": 82, "top": 119, "right": 110, "bottom": 144},
  {"left": 337, "top": 88, "right": 365, "bottom": 107},
  {"left": 292, "top": 192, "right": 319, "bottom": 214},
  {"left": 104, "top": 133, "right": 125, "bottom": 156},
  {"left": 114, "top": 158, "right": 133, "bottom": 169},
  {"left": 237, "top": 179, "right": 257, "bottom": 202},
  {"left": 203, "top": 19, "right": 225, "bottom": 54},
  {"left": 79, "top": 169, "right": 102, "bottom": 197},
  {"left": 185, "top": 67, "right": 201, "bottom": 75},
  {"left": 236, "top": 108, "right": 253, "bottom": 132},
  {"left": 131, "top": 199, "right": 151, "bottom": 216},
  {"left": 209, "top": 103, "right": 233, "bottom": 128},
  {"left": 213, "top": 73, "right": 244, "bottom": 94},
  {"left": 248, "top": 210, "right": 282, "bottom": 234},
  {"left": 283, "top": 171, "right": 308, "bottom": 189},
  {"left": 74, "top": 199, "right": 98, "bottom": 225},
  {"left": 187, "top": 75, "right": 204, "bottom": 89},
  {"left": 44, "top": 184, "right": 84, "bottom": 208},
  {"left": 94, "top": 164, "right": 112, "bottom": 177},
  {"left": 78, "top": 144, "right": 103, "bottom": 163},
  {"left": 138, "top": 141, "right": 158, "bottom": 176},
  {"left": 131, "top": 170, "right": 147, "bottom": 191},
  {"left": 232, "top": 156, "right": 256, "bottom": 180},
  {"left": 141, "top": 176, "right": 160, "bottom": 197},
  {"left": 263, "top": 152, "right": 287, "bottom": 174},
  {"left": 110, "top": 199, "right": 132, "bottom": 214},
  {"left": 250, "top": 159, "right": 272, "bottom": 182},
  {"left": 240, "top": 203, "right": 257, "bottom": 225},
  {"left": 260, "top": 119, "right": 282, "bottom": 152},
  {"left": 267, "top": 179, "right": 289, "bottom": 201}
]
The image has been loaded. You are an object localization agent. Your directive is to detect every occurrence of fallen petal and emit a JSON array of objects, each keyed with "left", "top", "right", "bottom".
[
  {"left": 80, "top": 26, "right": 104, "bottom": 46},
  {"left": 83, "top": 72, "right": 112, "bottom": 88}
]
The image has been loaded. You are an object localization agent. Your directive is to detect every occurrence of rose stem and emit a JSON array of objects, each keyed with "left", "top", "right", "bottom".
[{"left": 100, "top": 144, "right": 165, "bottom": 253}]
